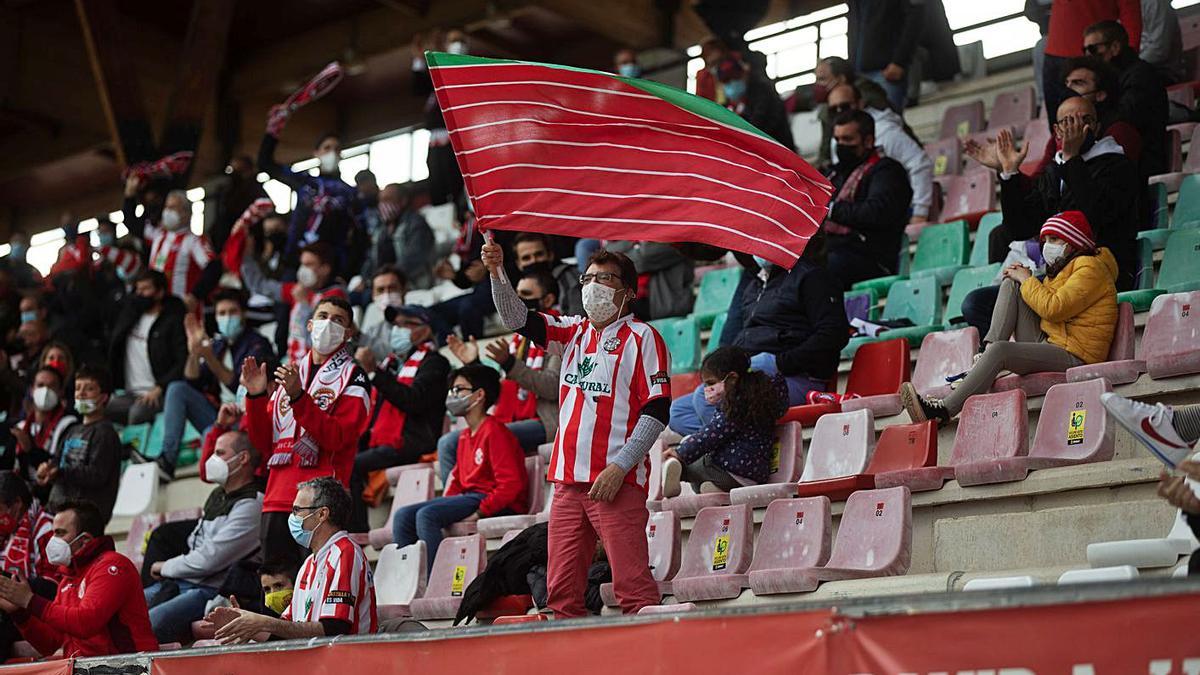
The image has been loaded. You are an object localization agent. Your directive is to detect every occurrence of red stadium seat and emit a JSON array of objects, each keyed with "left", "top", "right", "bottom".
[
  {"left": 746, "top": 497, "right": 832, "bottom": 595},
  {"left": 1144, "top": 291, "right": 1200, "bottom": 379},
  {"left": 939, "top": 172, "right": 995, "bottom": 228},
  {"left": 987, "top": 86, "right": 1036, "bottom": 133},
  {"left": 868, "top": 421, "right": 939, "bottom": 475},
  {"left": 477, "top": 594, "right": 534, "bottom": 620},
  {"left": 670, "top": 372, "right": 702, "bottom": 399},
  {"left": 925, "top": 137, "right": 961, "bottom": 177},
  {"left": 939, "top": 100, "right": 985, "bottom": 140},
  {"left": 477, "top": 456, "right": 544, "bottom": 538},
  {"left": 383, "top": 462, "right": 434, "bottom": 486},
  {"left": 781, "top": 338, "right": 909, "bottom": 425},
  {"left": 410, "top": 534, "right": 487, "bottom": 620},
  {"left": 912, "top": 326, "right": 979, "bottom": 400},
  {"left": 953, "top": 378, "right": 1115, "bottom": 485},
  {"left": 728, "top": 422, "right": 804, "bottom": 507},
  {"left": 670, "top": 504, "right": 753, "bottom": 602},
  {"left": 991, "top": 370, "right": 1066, "bottom": 398},
  {"left": 950, "top": 389, "right": 1031, "bottom": 487},
  {"left": 365, "top": 467, "right": 434, "bottom": 550},
  {"left": 795, "top": 409, "right": 876, "bottom": 502},
  {"left": 638, "top": 602, "right": 697, "bottom": 614},
  {"left": 492, "top": 613, "right": 548, "bottom": 624},
  {"left": 1067, "top": 302, "right": 1145, "bottom": 384},
  {"left": 1020, "top": 119, "right": 1053, "bottom": 176},
  {"left": 601, "top": 509, "right": 682, "bottom": 606}
]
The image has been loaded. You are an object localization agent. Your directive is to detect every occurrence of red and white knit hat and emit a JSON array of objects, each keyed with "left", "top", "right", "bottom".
[{"left": 1040, "top": 210, "right": 1096, "bottom": 251}]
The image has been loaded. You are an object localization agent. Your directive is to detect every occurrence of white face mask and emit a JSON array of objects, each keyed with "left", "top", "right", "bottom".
[
  {"left": 296, "top": 265, "right": 319, "bottom": 289},
  {"left": 447, "top": 40, "right": 468, "bottom": 55},
  {"left": 1042, "top": 241, "right": 1068, "bottom": 267},
  {"left": 582, "top": 282, "right": 621, "bottom": 324},
  {"left": 32, "top": 386, "right": 59, "bottom": 412},
  {"left": 310, "top": 319, "right": 347, "bottom": 355},
  {"left": 160, "top": 208, "right": 183, "bottom": 230},
  {"left": 205, "top": 453, "right": 240, "bottom": 485},
  {"left": 318, "top": 151, "right": 339, "bottom": 174},
  {"left": 374, "top": 291, "right": 404, "bottom": 312},
  {"left": 45, "top": 535, "right": 77, "bottom": 567},
  {"left": 75, "top": 397, "right": 100, "bottom": 416}
]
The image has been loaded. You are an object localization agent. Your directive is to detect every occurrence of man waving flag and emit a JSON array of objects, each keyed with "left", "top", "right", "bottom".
[{"left": 427, "top": 52, "right": 833, "bottom": 267}]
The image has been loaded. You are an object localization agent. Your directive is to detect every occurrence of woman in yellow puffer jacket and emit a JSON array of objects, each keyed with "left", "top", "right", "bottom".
[{"left": 900, "top": 210, "right": 1117, "bottom": 425}]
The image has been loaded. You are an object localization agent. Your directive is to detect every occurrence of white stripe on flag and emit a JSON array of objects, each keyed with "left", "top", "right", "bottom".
[
  {"left": 442, "top": 99, "right": 716, "bottom": 132},
  {"left": 437, "top": 79, "right": 660, "bottom": 101}
]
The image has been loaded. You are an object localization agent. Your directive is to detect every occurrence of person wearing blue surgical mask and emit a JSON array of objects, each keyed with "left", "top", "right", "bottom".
[
  {"left": 714, "top": 55, "right": 795, "bottom": 150},
  {"left": 614, "top": 48, "right": 642, "bottom": 78},
  {"left": 152, "top": 288, "right": 275, "bottom": 482},
  {"left": 2, "top": 231, "right": 41, "bottom": 290}
]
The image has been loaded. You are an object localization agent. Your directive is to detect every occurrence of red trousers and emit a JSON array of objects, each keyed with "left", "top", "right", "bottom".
[{"left": 546, "top": 482, "right": 660, "bottom": 617}]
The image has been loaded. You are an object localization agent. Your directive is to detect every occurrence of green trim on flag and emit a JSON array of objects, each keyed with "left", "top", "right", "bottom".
[{"left": 424, "top": 51, "right": 774, "bottom": 142}]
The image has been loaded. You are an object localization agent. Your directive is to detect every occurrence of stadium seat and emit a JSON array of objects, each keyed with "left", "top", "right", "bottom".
[
  {"left": 991, "top": 370, "right": 1066, "bottom": 398},
  {"left": 943, "top": 263, "right": 1001, "bottom": 328},
  {"left": 1171, "top": 174, "right": 1200, "bottom": 229},
  {"left": 690, "top": 266, "right": 741, "bottom": 330},
  {"left": 952, "top": 378, "right": 1114, "bottom": 485},
  {"left": 112, "top": 463, "right": 159, "bottom": 517},
  {"left": 1019, "top": 119, "right": 1052, "bottom": 176},
  {"left": 962, "top": 576, "right": 1037, "bottom": 591},
  {"left": 1157, "top": 228, "right": 1200, "bottom": 293},
  {"left": 1067, "top": 302, "right": 1145, "bottom": 385},
  {"left": 383, "top": 462, "right": 435, "bottom": 486},
  {"left": 909, "top": 220, "right": 970, "bottom": 286},
  {"left": 746, "top": 497, "right": 833, "bottom": 595},
  {"left": 728, "top": 422, "right": 804, "bottom": 507},
  {"left": 795, "top": 409, "right": 876, "bottom": 501},
  {"left": 601, "top": 509, "right": 682, "bottom": 606},
  {"left": 1087, "top": 508, "right": 1199, "bottom": 569},
  {"left": 660, "top": 480, "right": 730, "bottom": 517},
  {"left": 925, "top": 137, "right": 960, "bottom": 177},
  {"left": 410, "top": 534, "right": 487, "bottom": 620},
  {"left": 847, "top": 231, "right": 911, "bottom": 296},
  {"left": 1057, "top": 566, "right": 1139, "bottom": 585},
  {"left": 843, "top": 276, "right": 942, "bottom": 358},
  {"left": 784, "top": 338, "right": 908, "bottom": 424},
  {"left": 670, "top": 372, "right": 701, "bottom": 400},
  {"left": 843, "top": 288, "right": 877, "bottom": 324},
  {"left": 122, "top": 513, "right": 164, "bottom": 569},
  {"left": 662, "top": 316, "right": 701, "bottom": 375},
  {"left": 477, "top": 456, "right": 545, "bottom": 539},
  {"left": 375, "top": 542, "right": 428, "bottom": 620},
  {"left": 705, "top": 311, "right": 727, "bottom": 355},
  {"left": 968, "top": 212, "right": 1003, "bottom": 267},
  {"left": 638, "top": 602, "right": 696, "bottom": 615},
  {"left": 120, "top": 423, "right": 151, "bottom": 457},
  {"left": 1150, "top": 127, "right": 1196, "bottom": 192},
  {"left": 798, "top": 420, "right": 936, "bottom": 501},
  {"left": 492, "top": 613, "right": 548, "bottom": 624},
  {"left": 910, "top": 326, "right": 979, "bottom": 400},
  {"left": 366, "top": 467, "right": 435, "bottom": 550},
  {"left": 1119, "top": 238, "right": 1160, "bottom": 310},
  {"left": 949, "top": 389, "right": 1031, "bottom": 487},
  {"left": 987, "top": 86, "right": 1035, "bottom": 133},
  {"left": 939, "top": 100, "right": 985, "bottom": 140},
  {"left": 1144, "top": 290, "right": 1200, "bottom": 379},
  {"left": 670, "top": 504, "right": 754, "bottom": 602},
  {"left": 938, "top": 171, "right": 995, "bottom": 227}
]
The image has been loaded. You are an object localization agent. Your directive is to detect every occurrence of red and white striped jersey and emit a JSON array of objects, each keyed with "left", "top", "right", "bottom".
[
  {"left": 145, "top": 226, "right": 213, "bottom": 298},
  {"left": 541, "top": 312, "right": 671, "bottom": 489},
  {"left": 282, "top": 530, "right": 377, "bottom": 634}
]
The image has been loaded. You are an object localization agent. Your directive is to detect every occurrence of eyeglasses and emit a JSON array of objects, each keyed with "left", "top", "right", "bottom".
[
  {"left": 291, "top": 504, "right": 325, "bottom": 515},
  {"left": 579, "top": 272, "right": 621, "bottom": 285},
  {"left": 1082, "top": 43, "right": 1107, "bottom": 56},
  {"left": 829, "top": 103, "right": 854, "bottom": 115},
  {"left": 449, "top": 385, "right": 478, "bottom": 396}
]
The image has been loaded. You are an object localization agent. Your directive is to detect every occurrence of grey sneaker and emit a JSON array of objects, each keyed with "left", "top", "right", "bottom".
[{"left": 899, "top": 382, "right": 951, "bottom": 427}]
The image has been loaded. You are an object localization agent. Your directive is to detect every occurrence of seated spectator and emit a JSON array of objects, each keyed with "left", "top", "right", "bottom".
[
  {"left": 12, "top": 319, "right": 49, "bottom": 383},
  {"left": 37, "top": 341, "right": 74, "bottom": 389},
  {"left": 39, "top": 365, "right": 122, "bottom": 525},
  {"left": 662, "top": 347, "right": 787, "bottom": 497},
  {"left": 512, "top": 233, "right": 582, "bottom": 317},
  {"left": 0, "top": 471, "right": 57, "bottom": 659},
  {"left": 151, "top": 289, "right": 274, "bottom": 481},
  {"left": 365, "top": 184, "right": 435, "bottom": 291},
  {"left": 1083, "top": 19, "right": 1169, "bottom": 177},
  {"left": 0, "top": 499, "right": 157, "bottom": 657},
  {"left": 241, "top": 296, "right": 370, "bottom": 571},
  {"left": 671, "top": 234, "right": 848, "bottom": 434},
  {"left": 10, "top": 366, "right": 76, "bottom": 487},
  {"left": 0, "top": 232, "right": 41, "bottom": 290},
  {"left": 442, "top": 268, "right": 563, "bottom": 481},
  {"left": 901, "top": 211, "right": 1117, "bottom": 426},
  {"left": 206, "top": 477, "right": 376, "bottom": 642},
  {"left": 242, "top": 241, "right": 347, "bottom": 365},
  {"left": 1062, "top": 57, "right": 1144, "bottom": 166},
  {"left": 714, "top": 55, "right": 795, "bottom": 149},
  {"left": 813, "top": 56, "right": 893, "bottom": 167},
  {"left": 107, "top": 270, "right": 187, "bottom": 425},
  {"left": 827, "top": 83, "right": 932, "bottom": 223},
  {"left": 123, "top": 180, "right": 219, "bottom": 306},
  {"left": 143, "top": 431, "right": 262, "bottom": 643},
  {"left": 393, "top": 364, "right": 527, "bottom": 566},
  {"left": 349, "top": 305, "right": 450, "bottom": 532},
  {"left": 822, "top": 110, "right": 913, "bottom": 290},
  {"left": 259, "top": 561, "right": 297, "bottom": 618},
  {"left": 605, "top": 241, "right": 695, "bottom": 320},
  {"left": 358, "top": 266, "right": 408, "bottom": 362},
  {"left": 430, "top": 207, "right": 494, "bottom": 341}
]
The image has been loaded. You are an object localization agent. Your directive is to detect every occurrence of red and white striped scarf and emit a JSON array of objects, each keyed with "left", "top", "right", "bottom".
[
  {"left": 268, "top": 345, "right": 366, "bottom": 467},
  {"left": 825, "top": 150, "right": 881, "bottom": 236},
  {"left": 1, "top": 501, "right": 54, "bottom": 581},
  {"left": 368, "top": 343, "right": 434, "bottom": 448}
]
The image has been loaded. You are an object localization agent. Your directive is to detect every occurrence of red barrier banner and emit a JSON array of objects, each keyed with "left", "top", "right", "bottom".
[
  {"left": 1, "top": 660, "right": 71, "bottom": 675},
  {"left": 149, "top": 592, "right": 1200, "bottom": 675}
]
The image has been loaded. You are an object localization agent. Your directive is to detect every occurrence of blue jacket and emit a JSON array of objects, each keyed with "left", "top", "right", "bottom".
[{"left": 189, "top": 328, "right": 275, "bottom": 398}]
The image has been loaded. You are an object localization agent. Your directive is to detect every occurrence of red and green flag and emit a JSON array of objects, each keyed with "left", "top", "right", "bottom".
[{"left": 426, "top": 52, "right": 833, "bottom": 267}]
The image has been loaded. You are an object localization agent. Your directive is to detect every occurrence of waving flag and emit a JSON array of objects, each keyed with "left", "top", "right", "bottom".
[{"left": 427, "top": 52, "right": 833, "bottom": 267}]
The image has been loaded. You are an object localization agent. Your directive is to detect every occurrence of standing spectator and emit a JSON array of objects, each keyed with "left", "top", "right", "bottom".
[
  {"left": 614, "top": 48, "right": 641, "bottom": 77},
  {"left": 107, "top": 270, "right": 188, "bottom": 426},
  {"left": 349, "top": 305, "right": 450, "bottom": 532},
  {"left": 484, "top": 243, "right": 669, "bottom": 617},
  {"left": 94, "top": 218, "right": 141, "bottom": 283},
  {"left": 358, "top": 266, "right": 409, "bottom": 362},
  {"left": 0, "top": 232, "right": 41, "bottom": 291},
  {"left": 827, "top": 83, "right": 933, "bottom": 223},
  {"left": 9, "top": 367, "right": 76, "bottom": 488},
  {"left": 822, "top": 110, "right": 913, "bottom": 290},
  {"left": 1026, "top": 0, "right": 1053, "bottom": 108},
  {"left": 430, "top": 208, "right": 494, "bottom": 341},
  {"left": 11, "top": 319, "right": 49, "bottom": 383},
  {"left": 393, "top": 364, "right": 527, "bottom": 567},
  {"left": 715, "top": 56, "right": 795, "bottom": 150},
  {"left": 605, "top": 241, "right": 695, "bottom": 320},
  {"left": 364, "top": 184, "right": 435, "bottom": 291},
  {"left": 0, "top": 500, "right": 157, "bottom": 658},
  {"left": 412, "top": 30, "right": 468, "bottom": 206},
  {"left": 1139, "top": 0, "right": 1184, "bottom": 84},
  {"left": 813, "top": 56, "right": 892, "bottom": 167},
  {"left": 153, "top": 289, "right": 274, "bottom": 481},
  {"left": 123, "top": 181, "right": 218, "bottom": 305},
  {"left": 206, "top": 477, "right": 376, "bottom": 642},
  {"left": 242, "top": 241, "right": 346, "bottom": 365},
  {"left": 512, "top": 233, "right": 582, "bottom": 317},
  {"left": 1082, "top": 20, "right": 1169, "bottom": 177},
  {"left": 1041, "top": 0, "right": 1140, "bottom": 124},
  {"left": 240, "top": 296, "right": 371, "bottom": 570},
  {"left": 846, "top": 0, "right": 925, "bottom": 112},
  {"left": 209, "top": 156, "right": 269, "bottom": 254},
  {"left": 39, "top": 366, "right": 122, "bottom": 524},
  {"left": 143, "top": 431, "right": 262, "bottom": 643}
]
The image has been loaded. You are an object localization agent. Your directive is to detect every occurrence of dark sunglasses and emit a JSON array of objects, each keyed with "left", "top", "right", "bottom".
[
  {"left": 1082, "top": 43, "right": 1107, "bottom": 56},
  {"left": 829, "top": 103, "right": 854, "bottom": 115}
]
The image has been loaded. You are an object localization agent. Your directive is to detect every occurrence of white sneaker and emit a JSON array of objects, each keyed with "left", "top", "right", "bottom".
[
  {"left": 1101, "top": 392, "right": 1196, "bottom": 468},
  {"left": 662, "top": 457, "right": 683, "bottom": 498},
  {"left": 698, "top": 481, "right": 725, "bottom": 494}
]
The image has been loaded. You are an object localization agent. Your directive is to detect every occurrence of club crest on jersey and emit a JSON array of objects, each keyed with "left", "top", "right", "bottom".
[
  {"left": 602, "top": 337, "right": 621, "bottom": 352},
  {"left": 311, "top": 387, "right": 337, "bottom": 410}
]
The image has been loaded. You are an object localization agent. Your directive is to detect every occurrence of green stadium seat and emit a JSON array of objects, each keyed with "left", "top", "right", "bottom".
[
  {"left": 662, "top": 316, "right": 701, "bottom": 375},
  {"left": 689, "top": 266, "right": 741, "bottom": 329},
  {"left": 120, "top": 423, "right": 151, "bottom": 456},
  {"left": 1158, "top": 228, "right": 1200, "bottom": 293},
  {"left": 706, "top": 312, "right": 727, "bottom": 356},
  {"left": 969, "top": 212, "right": 1003, "bottom": 267},
  {"left": 944, "top": 264, "right": 1001, "bottom": 327},
  {"left": 1117, "top": 237, "right": 1162, "bottom": 312},
  {"left": 843, "top": 275, "right": 942, "bottom": 358},
  {"left": 1174, "top": 174, "right": 1200, "bottom": 228},
  {"left": 142, "top": 414, "right": 165, "bottom": 460},
  {"left": 909, "top": 219, "right": 970, "bottom": 285}
]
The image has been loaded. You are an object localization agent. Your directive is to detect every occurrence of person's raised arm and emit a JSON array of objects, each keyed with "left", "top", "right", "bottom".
[{"left": 482, "top": 238, "right": 547, "bottom": 343}]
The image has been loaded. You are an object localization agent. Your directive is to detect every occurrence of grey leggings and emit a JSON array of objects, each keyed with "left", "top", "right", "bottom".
[{"left": 942, "top": 279, "right": 1083, "bottom": 415}]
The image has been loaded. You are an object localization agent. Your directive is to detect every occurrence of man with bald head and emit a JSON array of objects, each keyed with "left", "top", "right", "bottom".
[
  {"left": 960, "top": 93, "right": 1139, "bottom": 334},
  {"left": 827, "top": 83, "right": 932, "bottom": 224}
]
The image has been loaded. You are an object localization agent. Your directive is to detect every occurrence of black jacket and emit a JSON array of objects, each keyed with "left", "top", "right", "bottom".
[
  {"left": 108, "top": 296, "right": 189, "bottom": 391},
  {"left": 825, "top": 156, "right": 912, "bottom": 274},
  {"left": 733, "top": 261, "right": 849, "bottom": 381},
  {"left": 848, "top": 0, "right": 925, "bottom": 72},
  {"left": 733, "top": 74, "right": 795, "bottom": 150},
  {"left": 998, "top": 151, "right": 1139, "bottom": 291},
  {"left": 369, "top": 349, "right": 451, "bottom": 456},
  {"left": 1112, "top": 49, "right": 1170, "bottom": 177}
]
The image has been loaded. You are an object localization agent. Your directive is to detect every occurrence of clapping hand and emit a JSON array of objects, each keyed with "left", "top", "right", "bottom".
[
  {"left": 216, "top": 402, "right": 242, "bottom": 428},
  {"left": 996, "top": 128, "right": 1028, "bottom": 174},
  {"left": 483, "top": 338, "right": 513, "bottom": 368},
  {"left": 240, "top": 357, "right": 269, "bottom": 396},
  {"left": 964, "top": 136, "right": 1001, "bottom": 171},
  {"left": 275, "top": 364, "right": 302, "bottom": 400},
  {"left": 447, "top": 334, "right": 480, "bottom": 364},
  {"left": 184, "top": 313, "right": 210, "bottom": 356}
]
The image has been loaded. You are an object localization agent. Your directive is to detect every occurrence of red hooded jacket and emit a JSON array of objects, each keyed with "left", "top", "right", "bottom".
[{"left": 14, "top": 536, "right": 158, "bottom": 658}]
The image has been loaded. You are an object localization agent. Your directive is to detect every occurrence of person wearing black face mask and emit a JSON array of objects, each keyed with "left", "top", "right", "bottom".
[
  {"left": 106, "top": 270, "right": 188, "bottom": 426},
  {"left": 821, "top": 110, "right": 912, "bottom": 291}
]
